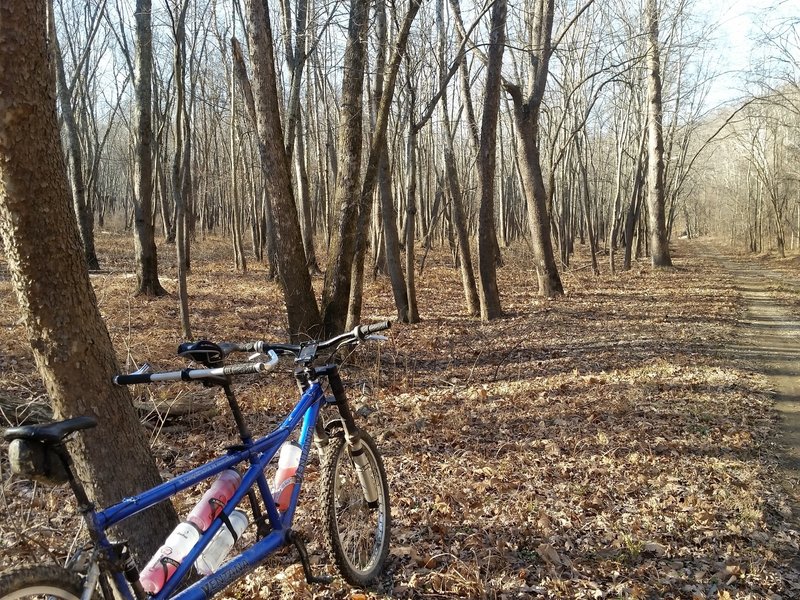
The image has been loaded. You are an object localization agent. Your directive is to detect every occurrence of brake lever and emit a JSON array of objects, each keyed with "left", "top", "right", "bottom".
[{"left": 365, "top": 334, "right": 388, "bottom": 342}]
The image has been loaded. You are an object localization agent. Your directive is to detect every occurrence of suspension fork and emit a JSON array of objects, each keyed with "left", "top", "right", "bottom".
[{"left": 322, "top": 365, "right": 379, "bottom": 507}]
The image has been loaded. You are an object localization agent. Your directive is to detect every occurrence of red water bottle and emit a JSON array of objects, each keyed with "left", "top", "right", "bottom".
[
  {"left": 273, "top": 442, "right": 301, "bottom": 511},
  {"left": 186, "top": 470, "right": 241, "bottom": 531},
  {"left": 138, "top": 522, "right": 200, "bottom": 594}
]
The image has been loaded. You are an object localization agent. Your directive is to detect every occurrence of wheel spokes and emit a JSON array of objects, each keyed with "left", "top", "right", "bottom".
[{"left": 334, "top": 452, "right": 383, "bottom": 571}]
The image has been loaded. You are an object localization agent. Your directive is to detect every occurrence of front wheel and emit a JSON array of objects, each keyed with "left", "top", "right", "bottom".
[
  {"left": 0, "top": 565, "right": 84, "bottom": 600},
  {"left": 320, "top": 430, "right": 391, "bottom": 587}
]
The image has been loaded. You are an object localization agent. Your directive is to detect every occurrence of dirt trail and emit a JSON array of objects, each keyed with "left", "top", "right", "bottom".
[{"left": 706, "top": 243, "right": 800, "bottom": 503}]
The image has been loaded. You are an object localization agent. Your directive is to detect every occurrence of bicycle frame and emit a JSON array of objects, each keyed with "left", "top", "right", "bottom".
[{"left": 85, "top": 378, "right": 328, "bottom": 600}]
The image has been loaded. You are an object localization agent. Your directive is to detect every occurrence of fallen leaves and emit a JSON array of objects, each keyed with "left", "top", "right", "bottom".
[{"left": 1, "top": 236, "right": 799, "bottom": 598}]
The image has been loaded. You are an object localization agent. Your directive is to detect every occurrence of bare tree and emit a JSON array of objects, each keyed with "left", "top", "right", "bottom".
[
  {"left": 348, "top": 0, "right": 423, "bottom": 328},
  {"left": 50, "top": 1, "right": 105, "bottom": 270},
  {"left": 320, "top": 0, "right": 370, "bottom": 335},
  {"left": 133, "top": 0, "right": 167, "bottom": 295},
  {"left": 438, "top": 0, "right": 479, "bottom": 316},
  {"left": 169, "top": 0, "right": 192, "bottom": 338},
  {"left": 244, "top": 0, "right": 321, "bottom": 338},
  {"left": 0, "top": 0, "right": 177, "bottom": 565},
  {"left": 502, "top": 0, "right": 569, "bottom": 297},
  {"left": 280, "top": 0, "right": 318, "bottom": 271},
  {"left": 371, "top": 0, "right": 411, "bottom": 323},
  {"left": 645, "top": 0, "right": 672, "bottom": 267},
  {"left": 475, "top": 0, "right": 507, "bottom": 320}
]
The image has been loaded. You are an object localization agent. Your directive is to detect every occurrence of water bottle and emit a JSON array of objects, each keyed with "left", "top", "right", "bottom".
[
  {"left": 139, "top": 522, "right": 200, "bottom": 594},
  {"left": 186, "top": 470, "right": 241, "bottom": 531},
  {"left": 273, "top": 442, "right": 301, "bottom": 511},
  {"left": 194, "top": 510, "right": 249, "bottom": 575}
]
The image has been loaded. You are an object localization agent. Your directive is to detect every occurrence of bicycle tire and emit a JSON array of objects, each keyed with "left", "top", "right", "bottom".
[
  {"left": 0, "top": 565, "right": 83, "bottom": 600},
  {"left": 320, "top": 430, "right": 391, "bottom": 587}
]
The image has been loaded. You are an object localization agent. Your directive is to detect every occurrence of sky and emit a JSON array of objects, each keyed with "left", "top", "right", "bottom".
[{"left": 700, "top": 0, "right": 797, "bottom": 108}]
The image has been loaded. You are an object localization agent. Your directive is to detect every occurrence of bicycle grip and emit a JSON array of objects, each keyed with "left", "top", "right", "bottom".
[
  {"left": 222, "top": 362, "right": 266, "bottom": 376},
  {"left": 357, "top": 321, "right": 392, "bottom": 337},
  {"left": 113, "top": 372, "right": 153, "bottom": 385}
]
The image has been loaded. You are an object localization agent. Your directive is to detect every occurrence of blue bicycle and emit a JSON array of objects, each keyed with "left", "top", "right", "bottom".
[{"left": 0, "top": 322, "right": 392, "bottom": 599}]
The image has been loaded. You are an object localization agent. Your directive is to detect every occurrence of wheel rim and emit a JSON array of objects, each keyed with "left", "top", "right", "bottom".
[
  {"left": 0, "top": 585, "right": 80, "bottom": 600},
  {"left": 333, "top": 443, "right": 388, "bottom": 576}
]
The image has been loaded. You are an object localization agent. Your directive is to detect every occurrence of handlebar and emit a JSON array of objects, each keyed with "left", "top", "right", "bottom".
[
  {"left": 252, "top": 321, "right": 392, "bottom": 359},
  {"left": 113, "top": 321, "right": 390, "bottom": 385},
  {"left": 114, "top": 351, "right": 279, "bottom": 386}
]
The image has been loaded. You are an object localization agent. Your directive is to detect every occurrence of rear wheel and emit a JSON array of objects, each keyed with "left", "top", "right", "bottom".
[
  {"left": 320, "top": 430, "right": 391, "bottom": 586},
  {"left": 0, "top": 565, "right": 83, "bottom": 600}
]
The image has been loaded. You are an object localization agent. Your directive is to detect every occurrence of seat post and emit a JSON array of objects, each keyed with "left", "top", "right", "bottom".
[
  {"left": 222, "top": 383, "right": 252, "bottom": 443},
  {"left": 51, "top": 443, "right": 93, "bottom": 511}
]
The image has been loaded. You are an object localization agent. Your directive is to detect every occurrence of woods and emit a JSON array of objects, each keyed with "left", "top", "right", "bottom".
[
  {"left": 19, "top": 0, "right": 793, "bottom": 335},
  {"left": 2, "top": 0, "right": 800, "bottom": 597}
]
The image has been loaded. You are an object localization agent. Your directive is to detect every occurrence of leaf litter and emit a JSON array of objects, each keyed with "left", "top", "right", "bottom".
[{"left": 1, "top": 236, "right": 799, "bottom": 599}]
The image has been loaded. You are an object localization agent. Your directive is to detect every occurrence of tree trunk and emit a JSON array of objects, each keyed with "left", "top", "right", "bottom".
[
  {"left": 152, "top": 81, "right": 173, "bottom": 241},
  {"left": 645, "top": 0, "right": 672, "bottom": 268},
  {"left": 50, "top": 10, "right": 99, "bottom": 271},
  {"left": 281, "top": 0, "right": 318, "bottom": 272},
  {"left": 320, "top": 0, "right": 369, "bottom": 336},
  {"left": 171, "top": 0, "right": 192, "bottom": 339},
  {"left": 504, "top": 0, "right": 563, "bottom": 298},
  {"left": 378, "top": 142, "right": 410, "bottom": 322},
  {"left": 133, "top": 0, "right": 167, "bottom": 296},
  {"left": 243, "top": 2, "right": 321, "bottom": 338},
  {"left": 576, "top": 134, "right": 599, "bottom": 276},
  {"left": 0, "top": 0, "right": 178, "bottom": 565},
  {"left": 511, "top": 107, "right": 564, "bottom": 296},
  {"left": 294, "top": 116, "right": 319, "bottom": 272},
  {"left": 346, "top": 0, "right": 421, "bottom": 328},
  {"left": 404, "top": 112, "right": 421, "bottom": 323},
  {"left": 438, "top": 0, "right": 479, "bottom": 317},
  {"left": 230, "top": 55, "right": 247, "bottom": 273},
  {"left": 475, "top": 0, "right": 506, "bottom": 320},
  {"left": 608, "top": 107, "right": 632, "bottom": 276}
]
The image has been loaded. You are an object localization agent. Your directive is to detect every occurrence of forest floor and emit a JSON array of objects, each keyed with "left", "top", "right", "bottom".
[
  {"left": 2, "top": 233, "right": 800, "bottom": 599},
  {"left": 706, "top": 242, "right": 800, "bottom": 512}
]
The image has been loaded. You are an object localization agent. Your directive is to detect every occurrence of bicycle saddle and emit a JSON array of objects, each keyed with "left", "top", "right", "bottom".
[
  {"left": 178, "top": 340, "right": 224, "bottom": 367},
  {"left": 4, "top": 416, "right": 97, "bottom": 443}
]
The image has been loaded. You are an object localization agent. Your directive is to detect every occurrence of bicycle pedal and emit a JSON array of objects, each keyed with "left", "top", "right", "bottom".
[{"left": 288, "top": 530, "right": 332, "bottom": 585}]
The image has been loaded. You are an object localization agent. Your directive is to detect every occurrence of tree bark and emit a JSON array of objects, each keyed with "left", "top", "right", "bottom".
[
  {"left": 133, "top": 0, "right": 167, "bottom": 296},
  {"left": 0, "top": 0, "right": 178, "bottom": 565},
  {"left": 645, "top": 0, "right": 672, "bottom": 267},
  {"left": 244, "top": 0, "right": 321, "bottom": 338},
  {"left": 475, "top": 0, "right": 506, "bottom": 320},
  {"left": 504, "top": 0, "right": 563, "bottom": 297},
  {"left": 320, "top": 0, "right": 369, "bottom": 336}
]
